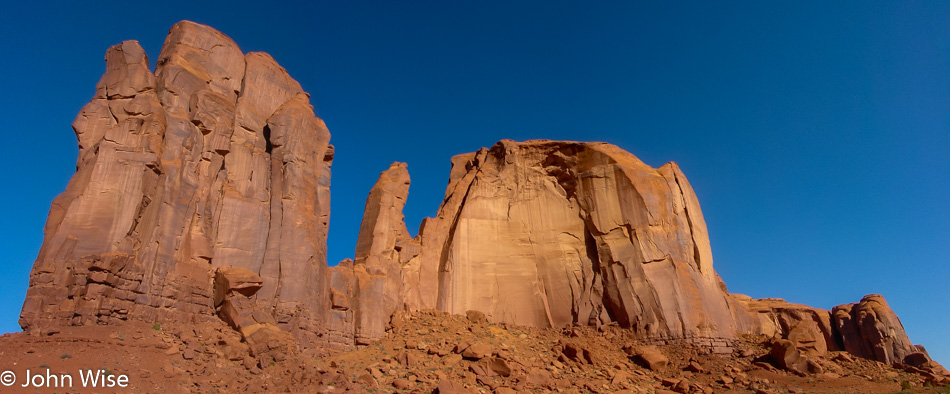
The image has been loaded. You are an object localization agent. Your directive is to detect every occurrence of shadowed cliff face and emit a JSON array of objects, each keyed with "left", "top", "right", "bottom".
[
  {"left": 19, "top": 21, "right": 333, "bottom": 353},
  {"left": 18, "top": 21, "right": 943, "bottom": 376}
]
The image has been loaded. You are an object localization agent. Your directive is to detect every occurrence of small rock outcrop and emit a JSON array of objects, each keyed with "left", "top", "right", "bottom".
[
  {"left": 832, "top": 294, "right": 926, "bottom": 366},
  {"left": 732, "top": 295, "right": 836, "bottom": 352}
]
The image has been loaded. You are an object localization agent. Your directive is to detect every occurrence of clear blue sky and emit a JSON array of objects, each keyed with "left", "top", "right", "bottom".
[{"left": 1, "top": 1, "right": 947, "bottom": 363}]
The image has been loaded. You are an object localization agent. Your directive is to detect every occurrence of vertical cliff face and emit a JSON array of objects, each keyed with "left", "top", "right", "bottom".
[
  {"left": 20, "top": 21, "right": 332, "bottom": 351},
  {"left": 386, "top": 140, "right": 747, "bottom": 341}
]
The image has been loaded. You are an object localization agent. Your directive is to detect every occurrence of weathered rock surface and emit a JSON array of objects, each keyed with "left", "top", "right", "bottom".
[
  {"left": 18, "top": 21, "right": 943, "bottom": 379},
  {"left": 400, "top": 140, "right": 745, "bottom": 342},
  {"left": 20, "top": 20, "right": 332, "bottom": 353},
  {"left": 328, "top": 162, "right": 418, "bottom": 348},
  {"left": 734, "top": 293, "right": 945, "bottom": 375},
  {"left": 732, "top": 295, "right": 836, "bottom": 354},
  {"left": 832, "top": 294, "right": 924, "bottom": 366}
]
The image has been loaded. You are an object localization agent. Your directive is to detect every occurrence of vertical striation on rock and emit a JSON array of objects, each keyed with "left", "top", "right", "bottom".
[
  {"left": 832, "top": 294, "right": 928, "bottom": 366},
  {"left": 330, "top": 163, "right": 419, "bottom": 348},
  {"left": 20, "top": 22, "right": 942, "bottom": 373},
  {"left": 395, "top": 140, "right": 745, "bottom": 342},
  {"left": 20, "top": 21, "right": 332, "bottom": 352}
]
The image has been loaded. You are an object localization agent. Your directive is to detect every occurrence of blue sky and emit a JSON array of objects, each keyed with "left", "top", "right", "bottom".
[{"left": 1, "top": 1, "right": 947, "bottom": 363}]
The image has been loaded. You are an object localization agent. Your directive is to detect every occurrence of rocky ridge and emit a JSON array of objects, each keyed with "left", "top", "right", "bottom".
[{"left": 18, "top": 21, "right": 947, "bottom": 390}]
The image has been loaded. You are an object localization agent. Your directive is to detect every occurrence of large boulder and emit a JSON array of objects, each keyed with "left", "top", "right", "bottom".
[
  {"left": 625, "top": 345, "right": 669, "bottom": 370},
  {"left": 213, "top": 267, "right": 263, "bottom": 306},
  {"left": 770, "top": 338, "right": 822, "bottom": 375}
]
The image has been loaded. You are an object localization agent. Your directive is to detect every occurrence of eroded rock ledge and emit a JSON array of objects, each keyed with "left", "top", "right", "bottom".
[{"left": 19, "top": 21, "right": 945, "bottom": 379}]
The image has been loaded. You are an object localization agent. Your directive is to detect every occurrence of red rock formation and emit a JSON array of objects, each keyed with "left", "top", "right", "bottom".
[
  {"left": 736, "top": 293, "right": 945, "bottom": 374},
  {"left": 20, "top": 21, "right": 332, "bottom": 352},
  {"left": 19, "top": 22, "right": 943, "bottom": 377},
  {"left": 832, "top": 294, "right": 924, "bottom": 366},
  {"left": 394, "top": 140, "right": 748, "bottom": 342},
  {"left": 731, "top": 295, "right": 837, "bottom": 352},
  {"left": 329, "top": 163, "right": 419, "bottom": 349}
]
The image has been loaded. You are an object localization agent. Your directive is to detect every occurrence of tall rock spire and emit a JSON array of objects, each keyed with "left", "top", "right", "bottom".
[{"left": 20, "top": 21, "right": 333, "bottom": 352}]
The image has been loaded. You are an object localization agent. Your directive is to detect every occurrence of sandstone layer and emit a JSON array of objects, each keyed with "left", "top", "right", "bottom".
[
  {"left": 19, "top": 21, "right": 943, "bottom": 377},
  {"left": 338, "top": 141, "right": 939, "bottom": 374},
  {"left": 400, "top": 140, "right": 746, "bottom": 341},
  {"left": 20, "top": 21, "right": 333, "bottom": 353}
]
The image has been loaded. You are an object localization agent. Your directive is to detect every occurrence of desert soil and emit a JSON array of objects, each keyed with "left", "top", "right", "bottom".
[{"left": 0, "top": 311, "right": 945, "bottom": 393}]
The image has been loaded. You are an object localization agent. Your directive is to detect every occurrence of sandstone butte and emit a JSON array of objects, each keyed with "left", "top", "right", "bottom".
[{"left": 18, "top": 20, "right": 947, "bottom": 382}]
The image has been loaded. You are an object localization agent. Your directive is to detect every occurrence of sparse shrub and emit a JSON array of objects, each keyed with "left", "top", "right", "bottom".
[
  {"left": 60, "top": 353, "right": 71, "bottom": 359},
  {"left": 151, "top": 323, "right": 161, "bottom": 330},
  {"left": 900, "top": 380, "right": 912, "bottom": 391}
]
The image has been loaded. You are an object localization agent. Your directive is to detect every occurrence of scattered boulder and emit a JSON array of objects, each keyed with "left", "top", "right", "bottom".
[
  {"left": 488, "top": 358, "right": 512, "bottom": 377},
  {"left": 395, "top": 349, "right": 420, "bottom": 366},
  {"left": 434, "top": 379, "right": 471, "bottom": 394},
  {"left": 611, "top": 370, "right": 631, "bottom": 385},
  {"left": 686, "top": 361, "right": 705, "bottom": 373},
  {"left": 392, "top": 378, "right": 410, "bottom": 389},
  {"left": 355, "top": 372, "right": 377, "bottom": 388},
  {"left": 561, "top": 341, "right": 597, "bottom": 364},
  {"left": 626, "top": 345, "right": 669, "bottom": 370},
  {"left": 465, "top": 310, "right": 487, "bottom": 324},
  {"left": 673, "top": 378, "right": 690, "bottom": 393},
  {"left": 443, "top": 353, "right": 463, "bottom": 367},
  {"left": 461, "top": 342, "right": 492, "bottom": 360},
  {"left": 770, "top": 339, "right": 814, "bottom": 375},
  {"left": 525, "top": 367, "right": 552, "bottom": 386}
]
